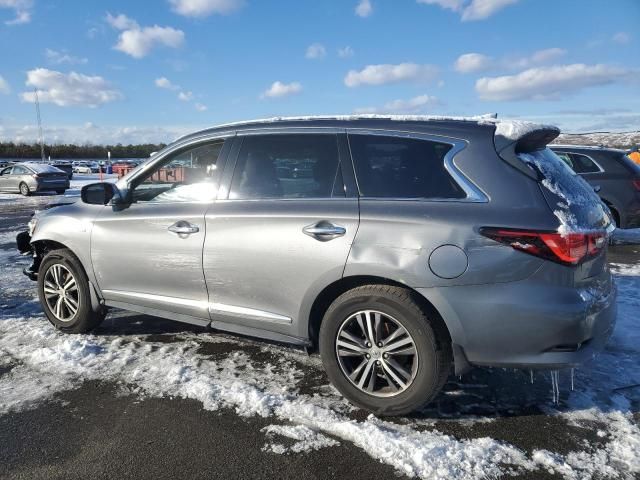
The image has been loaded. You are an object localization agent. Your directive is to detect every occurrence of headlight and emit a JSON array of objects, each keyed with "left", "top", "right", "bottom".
[{"left": 28, "top": 217, "right": 38, "bottom": 236}]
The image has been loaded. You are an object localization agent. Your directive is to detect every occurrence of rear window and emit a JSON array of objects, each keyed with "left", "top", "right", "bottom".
[
  {"left": 518, "top": 148, "right": 609, "bottom": 233},
  {"left": 28, "top": 163, "right": 64, "bottom": 174},
  {"left": 348, "top": 135, "right": 465, "bottom": 199}
]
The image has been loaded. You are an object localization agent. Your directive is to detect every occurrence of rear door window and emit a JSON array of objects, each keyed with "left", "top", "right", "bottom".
[
  {"left": 347, "top": 134, "right": 465, "bottom": 199},
  {"left": 569, "top": 153, "right": 601, "bottom": 174},
  {"left": 229, "top": 134, "right": 342, "bottom": 199}
]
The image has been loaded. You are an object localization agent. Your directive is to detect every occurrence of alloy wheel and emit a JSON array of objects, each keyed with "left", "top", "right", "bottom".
[
  {"left": 43, "top": 263, "right": 79, "bottom": 322},
  {"left": 335, "top": 310, "right": 418, "bottom": 397}
]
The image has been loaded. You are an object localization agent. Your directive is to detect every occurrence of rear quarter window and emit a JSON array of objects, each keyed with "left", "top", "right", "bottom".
[{"left": 348, "top": 135, "right": 465, "bottom": 199}]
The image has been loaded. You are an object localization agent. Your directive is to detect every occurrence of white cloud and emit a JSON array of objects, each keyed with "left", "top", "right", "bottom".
[
  {"left": 105, "top": 12, "right": 138, "bottom": 30},
  {"left": 454, "top": 53, "right": 492, "bottom": 73},
  {"left": 455, "top": 48, "right": 567, "bottom": 74},
  {"left": 194, "top": 103, "right": 207, "bottom": 111},
  {"left": 338, "top": 46, "right": 355, "bottom": 58},
  {"left": 475, "top": 64, "right": 632, "bottom": 101},
  {"left": 169, "top": 0, "right": 244, "bottom": 17},
  {"left": 45, "top": 49, "right": 88, "bottom": 65},
  {"left": 417, "top": 0, "right": 518, "bottom": 21},
  {"left": 416, "top": 0, "right": 464, "bottom": 12},
  {"left": 1, "top": 0, "right": 32, "bottom": 25},
  {"left": 305, "top": 43, "right": 326, "bottom": 60},
  {"left": 461, "top": 0, "right": 518, "bottom": 21},
  {"left": 345, "top": 63, "right": 439, "bottom": 87},
  {"left": 512, "top": 47, "right": 566, "bottom": 69},
  {"left": 612, "top": 32, "right": 631, "bottom": 45},
  {"left": 0, "top": 74, "right": 10, "bottom": 94},
  {"left": 20, "top": 68, "right": 122, "bottom": 108},
  {"left": 155, "top": 77, "right": 180, "bottom": 90},
  {"left": 355, "top": 0, "right": 372, "bottom": 17},
  {"left": 261, "top": 81, "right": 302, "bottom": 99},
  {"left": 356, "top": 94, "right": 440, "bottom": 114},
  {"left": 178, "top": 91, "right": 193, "bottom": 101},
  {"left": 106, "top": 13, "right": 184, "bottom": 59}
]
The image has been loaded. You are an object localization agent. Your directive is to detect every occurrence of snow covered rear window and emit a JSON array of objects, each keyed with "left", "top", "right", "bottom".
[
  {"left": 518, "top": 148, "right": 610, "bottom": 234},
  {"left": 26, "top": 164, "right": 65, "bottom": 174}
]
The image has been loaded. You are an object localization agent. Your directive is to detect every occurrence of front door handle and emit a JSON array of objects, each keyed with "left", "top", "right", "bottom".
[
  {"left": 593, "top": 185, "right": 601, "bottom": 193},
  {"left": 168, "top": 221, "right": 199, "bottom": 235},
  {"left": 303, "top": 221, "right": 346, "bottom": 241}
]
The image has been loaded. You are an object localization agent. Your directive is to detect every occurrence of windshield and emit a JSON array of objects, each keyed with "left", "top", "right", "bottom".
[{"left": 518, "top": 148, "right": 610, "bottom": 234}]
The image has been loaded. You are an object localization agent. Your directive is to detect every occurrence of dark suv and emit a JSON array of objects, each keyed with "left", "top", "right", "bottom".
[
  {"left": 550, "top": 145, "right": 640, "bottom": 228},
  {"left": 18, "top": 116, "right": 616, "bottom": 415}
]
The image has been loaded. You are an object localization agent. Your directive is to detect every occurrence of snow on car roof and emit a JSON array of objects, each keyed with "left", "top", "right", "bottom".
[
  {"left": 23, "top": 163, "right": 63, "bottom": 173},
  {"left": 177, "top": 114, "right": 558, "bottom": 144}
]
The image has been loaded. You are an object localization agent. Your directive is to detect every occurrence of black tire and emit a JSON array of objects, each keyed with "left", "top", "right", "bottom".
[
  {"left": 37, "top": 248, "right": 105, "bottom": 333},
  {"left": 55, "top": 189, "right": 66, "bottom": 195},
  {"left": 319, "top": 285, "right": 451, "bottom": 416},
  {"left": 19, "top": 182, "right": 31, "bottom": 196}
]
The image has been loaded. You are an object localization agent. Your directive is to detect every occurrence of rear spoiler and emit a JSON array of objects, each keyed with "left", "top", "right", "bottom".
[{"left": 493, "top": 122, "right": 561, "bottom": 179}]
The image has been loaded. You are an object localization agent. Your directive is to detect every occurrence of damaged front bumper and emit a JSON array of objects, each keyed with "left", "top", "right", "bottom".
[{"left": 16, "top": 231, "right": 40, "bottom": 280}]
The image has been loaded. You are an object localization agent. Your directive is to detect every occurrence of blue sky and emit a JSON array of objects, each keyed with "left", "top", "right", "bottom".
[{"left": 0, "top": 0, "right": 639, "bottom": 144}]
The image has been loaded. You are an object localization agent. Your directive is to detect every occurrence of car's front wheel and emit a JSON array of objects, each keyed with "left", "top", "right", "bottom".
[
  {"left": 319, "top": 285, "right": 451, "bottom": 416},
  {"left": 37, "top": 248, "right": 105, "bottom": 333}
]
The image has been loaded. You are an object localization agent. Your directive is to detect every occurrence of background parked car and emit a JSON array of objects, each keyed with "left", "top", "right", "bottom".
[
  {"left": 73, "top": 161, "right": 93, "bottom": 174},
  {"left": 47, "top": 160, "right": 73, "bottom": 180},
  {"left": 551, "top": 145, "right": 640, "bottom": 228},
  {"left": 0, "top": 162, "right": 69, "bottom": 195}
]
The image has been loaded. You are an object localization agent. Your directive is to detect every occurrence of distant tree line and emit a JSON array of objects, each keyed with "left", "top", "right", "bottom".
[{"left": 0, "top": 142, "right": 167, "bottom": 160}]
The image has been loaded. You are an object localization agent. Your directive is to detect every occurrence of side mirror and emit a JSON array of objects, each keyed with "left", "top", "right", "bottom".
[{"left": 81, "top": 182, "right": 119, "bottom": 205}]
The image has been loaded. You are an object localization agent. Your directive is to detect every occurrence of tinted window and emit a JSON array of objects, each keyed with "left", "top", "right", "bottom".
[
  {"left": 29, "top": 164, "right": 64, "bottom": 174},
  {"left": 554, "top": 152, "right": 574, "bottom": 169},
  {"left": 12, "top": 166, "right": 28, "bottom": 175},
  {"left": 0, "top": 167, "right": 11, "bottom": 175},
  {"left": 570, "top": 153, "right": 601, "bottom": 174},
  {"left": 132, "top": 141, "right": 225, "bottom": 203},
  {"left": 230, "top": 134, "right": 342, "bottom": 199},
  {"left": 348, "top": 135, "right": 465, "bottom": 199}
]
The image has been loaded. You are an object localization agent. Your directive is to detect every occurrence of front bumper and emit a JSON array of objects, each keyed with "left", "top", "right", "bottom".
[{"left": 418, "top": 274, "right": 617, "bottom": 371}]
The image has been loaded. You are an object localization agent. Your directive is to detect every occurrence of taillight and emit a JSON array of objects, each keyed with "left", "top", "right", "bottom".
[
  {"left": 632, "top": 179, "right": 640, "bottom": 192},
  {"left": 480, "top": 227, "right": 606, "bottom": 266},
  {"left": 32, "top": 174, "right": 40, "bottom": 179}
]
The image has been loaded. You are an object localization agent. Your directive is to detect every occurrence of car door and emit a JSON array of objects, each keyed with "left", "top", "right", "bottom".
[
  {"left": 203, "top": 130, "right": 359, "bottom": 342},
  {"left": 91, "top": 137, "right": 232, "bottom": 325},
  {"left": 9, "top": 165, "right": 30, "bottom": 191},
  {"left": 0, "top": 166, "right": 12, "bottom": 191}
]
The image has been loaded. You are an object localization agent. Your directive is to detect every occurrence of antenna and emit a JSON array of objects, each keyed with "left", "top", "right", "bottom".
[{"left": 34, "top": 88, "right": 45, "bottom": 162}]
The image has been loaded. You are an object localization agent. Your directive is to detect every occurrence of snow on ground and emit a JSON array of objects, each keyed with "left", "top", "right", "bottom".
[{"left": 0, "top": 192, "right": 639, "bottom": 479}]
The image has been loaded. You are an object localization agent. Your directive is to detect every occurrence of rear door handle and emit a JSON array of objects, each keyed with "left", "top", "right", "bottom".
[
  {"left": 303, "top": 222, "right": 346, "bottom": 241},
  {"left": 168, "top": 221, "right": 199, "bottom": 235}
]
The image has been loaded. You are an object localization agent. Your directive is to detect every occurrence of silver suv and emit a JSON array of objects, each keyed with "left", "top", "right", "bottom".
[{"left": 17, "top": 116, "right": 617, "bottom": 415}]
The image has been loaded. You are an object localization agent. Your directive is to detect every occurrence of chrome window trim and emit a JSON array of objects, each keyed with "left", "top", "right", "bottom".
[
  {"left": 101, "top": 290, "right": 292, "bottom": 324},
  {"left": 345, "top": 128, "right": 488, "bottom": 203}
]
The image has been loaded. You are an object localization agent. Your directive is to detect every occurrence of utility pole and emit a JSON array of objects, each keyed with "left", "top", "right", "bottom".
[{"left": 34, "top": 88, "right": 45, "bottom": 162}]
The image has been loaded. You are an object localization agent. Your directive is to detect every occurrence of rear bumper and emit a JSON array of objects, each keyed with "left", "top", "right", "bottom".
[
  {"left": 35, "top": 180, "right": 69, "bottom": 191},
  {"left": 418, "top": 273, "right": 617, "bottom": 370}
]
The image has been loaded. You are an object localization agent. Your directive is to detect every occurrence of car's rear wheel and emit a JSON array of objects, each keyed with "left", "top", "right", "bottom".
[
  {"left": 19, "top": 182, "right": 31, "bottom": 196},
  {"left": 319, "top": 285, "right": 451, "bottom": 416},
  {"left": 37, "top": 248, "right": 105, "bottom": 333}
]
